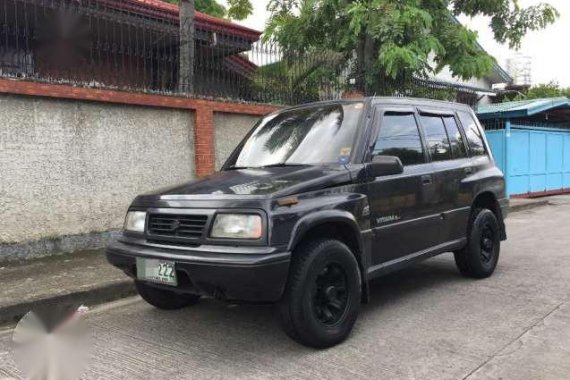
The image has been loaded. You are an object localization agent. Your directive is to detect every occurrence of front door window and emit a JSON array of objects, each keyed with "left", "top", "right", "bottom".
[{"left": 373, "top": 113, "right": 425, "bottom": 166}]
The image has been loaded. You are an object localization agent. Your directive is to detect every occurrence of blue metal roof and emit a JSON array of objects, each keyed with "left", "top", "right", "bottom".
[{"left": 476, "top": 97, "right": 570, "bottom": 119}]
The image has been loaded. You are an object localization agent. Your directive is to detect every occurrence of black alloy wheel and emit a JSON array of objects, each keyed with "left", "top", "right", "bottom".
[
  {"left": 454, "top": 208, "right": 501, "bottom": 279},
  {"left": 480, "top": 223, "right": 496, "bottom": 263},
  {"left": 279, "top": 239, "right": 361, "bottom": 348},
  {"left": 312, "top": 263, "right": 349, "bottom": 326}
]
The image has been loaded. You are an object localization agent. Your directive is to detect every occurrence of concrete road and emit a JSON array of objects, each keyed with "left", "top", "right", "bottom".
[{"left": 2, "top": 197, "right": 570, "bottom": 380}]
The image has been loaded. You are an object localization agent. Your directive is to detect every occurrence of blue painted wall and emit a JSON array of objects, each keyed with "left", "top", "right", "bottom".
[
  {"left": 485, "top": 124, "right": 570, "bottom": 196},
  {"left": 486, "top": 130, "right": 506, "bottom": 173}
]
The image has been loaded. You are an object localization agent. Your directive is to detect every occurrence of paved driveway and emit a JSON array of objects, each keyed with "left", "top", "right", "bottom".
[{"left": 2, "top": 197, "right": 570, "bottom": 379}]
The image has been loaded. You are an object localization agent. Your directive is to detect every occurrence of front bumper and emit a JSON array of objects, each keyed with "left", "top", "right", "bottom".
[{"left": 106, "top": 239, "right": 291, "bottom": 303}]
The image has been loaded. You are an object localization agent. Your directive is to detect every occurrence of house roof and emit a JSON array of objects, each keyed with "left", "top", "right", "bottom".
[
  {"left": 450, "top": 16, "right": 513, "bottom": 85},
  {"left": 474, "top": 40, "right": 513, "bottom": 84},
  {"left": 477, "top": 97, "right": 570, "bottom": 120},
  {"left": 224, "top": 55, "right": 258, "bottom": 77},
  {"left": 102, "top": 0, "right": 261, "bottom": 40},
  {"left": 421, "top": 77, "right": 497, "bottom": 95}
]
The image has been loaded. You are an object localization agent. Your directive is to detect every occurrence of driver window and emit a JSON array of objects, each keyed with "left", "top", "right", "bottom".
[{"left": 374, "top": 113, "right": 425, "bottom": 166}]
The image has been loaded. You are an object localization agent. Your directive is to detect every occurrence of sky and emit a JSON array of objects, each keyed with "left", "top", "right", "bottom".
[{"left": 222, "top": 0, "right": 570, "bottom": 87}]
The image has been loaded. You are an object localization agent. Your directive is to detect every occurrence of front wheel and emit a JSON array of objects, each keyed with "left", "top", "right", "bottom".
[
  {"left": 279, "top": 239, "right": 361, "bottom": 348},
  {"left": 454, "top": 208, "right": 501, "bottom": 279},
  {"left": 136, "top": 281, "right": 201, "bottom": 310}
]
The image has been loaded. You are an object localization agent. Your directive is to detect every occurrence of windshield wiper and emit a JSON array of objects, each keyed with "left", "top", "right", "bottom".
[
  {"left": 224, "top": 165, "right": 251, "bottom": 171},
  {"left": 225, "top": 163, "right": 308, "bottom": 171},
  {"left": 259, "top": 163, "right": 308, "bottom": 168}
]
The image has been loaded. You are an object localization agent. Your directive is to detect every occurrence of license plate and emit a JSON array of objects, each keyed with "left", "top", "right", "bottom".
[{"left": 136, "top": 258, "right": 178, "bottom": 286}]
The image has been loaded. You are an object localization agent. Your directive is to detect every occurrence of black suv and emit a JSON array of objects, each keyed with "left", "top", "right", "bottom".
[{"left": 107, "top": 97, "right": 508, "bottom": 348}]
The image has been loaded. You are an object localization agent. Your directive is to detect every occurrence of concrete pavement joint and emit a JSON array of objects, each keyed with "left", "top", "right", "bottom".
[{"left": 461, "top": 302, "right": 565, "bottom": 379}]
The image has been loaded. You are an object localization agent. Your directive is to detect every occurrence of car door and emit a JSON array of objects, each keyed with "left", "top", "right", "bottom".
[
  {"left": 417, "top": 111, "right": 473, "bottom": 244},
  {"left": 366, "top": 107, "right": 442, "bottom": 267}
]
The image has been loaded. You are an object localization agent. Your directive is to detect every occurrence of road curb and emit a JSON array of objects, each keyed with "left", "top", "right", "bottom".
[
  {"left": 0, "top": 280, "right": 136, "bottom": 327},
  {"left": 509, "top": 199, "right": 550, "bottom": 213}
]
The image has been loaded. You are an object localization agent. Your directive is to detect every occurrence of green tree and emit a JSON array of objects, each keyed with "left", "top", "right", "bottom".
[
  {"left": 253, "top": 50, "right": 344, "bottom": 103},
  {"left": 266, "top": 0, "right": 559, "bottom": 94},
  {"left": 163, "top": 0, "right": 252, "bottom": 20},
  {"left": 505, "top": 81, "right": 570, "bottom": 101},
  {"left": 226, "top": 0, "right": 254, "bottom": 20},
  {"left": 525, "top": 82, "right": 570, "bottom": 99}
]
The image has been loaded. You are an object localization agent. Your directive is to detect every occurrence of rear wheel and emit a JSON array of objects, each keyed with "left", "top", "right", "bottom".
[
  {"left": 454, "top": 208, "right": 501, "bottom": 278},
  {"left": 279, "top": 239, "right": 361, "bottom": 348},
  {"left": 136, "top": 281, "right": 200, "bottom": 310}
]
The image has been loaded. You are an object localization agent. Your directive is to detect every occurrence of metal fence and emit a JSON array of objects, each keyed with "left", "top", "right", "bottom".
[
  {"left": 0, "top": 0, "right": 482, "bottom": 106},
  {"left": 480, "top": 118, "right": 570, "bottom": 131}
]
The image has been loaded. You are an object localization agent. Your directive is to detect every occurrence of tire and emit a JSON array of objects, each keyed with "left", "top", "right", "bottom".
[
  {"left": 454, "top": 208, "right": 501, "bottom": 279},
  {"left": 279, "top": 239, "right": 361, "bottom": 348},
  {"left": 135, "top": 281, "right": 200, "bottom": 310}
]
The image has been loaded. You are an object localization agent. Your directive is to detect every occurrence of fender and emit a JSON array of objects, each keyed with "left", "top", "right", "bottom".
[
  {"left": 472, "top": 190, "right": 508, "bottom": 241},
  {"left": 287, "top": 209, "right": 363, "bottom": 252},
  {"left": 287, "top": 209, "right": 372, "bottom": 303}
]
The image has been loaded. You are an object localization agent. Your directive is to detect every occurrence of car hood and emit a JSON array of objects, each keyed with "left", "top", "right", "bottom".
[{"left": 143, "top": 165, "right": 352, "bottom": 198}]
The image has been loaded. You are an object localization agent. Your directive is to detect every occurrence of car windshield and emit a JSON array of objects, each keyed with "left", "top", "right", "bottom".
[{"left": 225, "top": 102, "right": 364, "bottom": 169}]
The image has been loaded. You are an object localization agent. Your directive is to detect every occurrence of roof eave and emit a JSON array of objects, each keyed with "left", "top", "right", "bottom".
[
  {"left": 526, "top": 99, "right": 570, "bottom": 116},
  {"left": 477, "top": 98, "right": 570, "bottom": 119},
  {"left": 105, "top": 0, "right": 262, "bottom": 40},
  {"left": 450, "top": 15, "right": 513, "bottom": 84},
  {"left": 487, "top": 64, "right": 514, "bottom": 84}
]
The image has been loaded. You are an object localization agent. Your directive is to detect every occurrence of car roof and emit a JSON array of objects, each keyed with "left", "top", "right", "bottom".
[
  {"left": 278, "top": 97, "right": 473, "bottom": 113},
  {"left": 369, "top": 96, "right": 473, "bottom": 112}
]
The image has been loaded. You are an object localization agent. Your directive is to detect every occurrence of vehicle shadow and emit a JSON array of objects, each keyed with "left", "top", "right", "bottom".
[{"left": 363, "top": 254, "right": 463, "bottom": 313}]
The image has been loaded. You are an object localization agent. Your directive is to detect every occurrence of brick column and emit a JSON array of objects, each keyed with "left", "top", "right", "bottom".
[{"left": 194, "top": 107, "right": 215, "bottom": 177}]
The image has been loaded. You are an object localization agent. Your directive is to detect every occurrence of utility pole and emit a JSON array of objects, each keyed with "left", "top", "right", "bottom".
[{"left": 179, "top": 0, "right": 195, "bottom": 94}]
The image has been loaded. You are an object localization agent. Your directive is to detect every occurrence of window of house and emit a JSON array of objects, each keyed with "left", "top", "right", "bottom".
[
  {"left": 442, "top": 116, "right": 467, "bottom": 159},
  {"left": 374, "top": 113, "right": 425, "bottom": 166},
  {"left": 458, "top": 111, "right": 487, "bottom": 156},
  {"left": 420, "top": 115, "right": 452, "bottom": 161}
]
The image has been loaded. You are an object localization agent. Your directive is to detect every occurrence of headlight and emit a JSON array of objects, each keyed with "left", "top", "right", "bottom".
[
  {"left": 124, "top": 211, "right": 147, "bottom": 233},
  {"left": 210, "top": 214, "right": 263, "bottom": 239}
]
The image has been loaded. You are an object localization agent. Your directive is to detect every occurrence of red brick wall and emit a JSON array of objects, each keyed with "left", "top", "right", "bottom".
[
  {"left": 194, "top": 108, "right": 215, "bottom": 176},
  {"left": 0, "top": 79, "right": 280, "bottom": 176}
]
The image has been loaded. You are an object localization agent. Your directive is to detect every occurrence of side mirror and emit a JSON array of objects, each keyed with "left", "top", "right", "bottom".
[{"left": 366, "top": 155, "right": 404, "bottom": 178}]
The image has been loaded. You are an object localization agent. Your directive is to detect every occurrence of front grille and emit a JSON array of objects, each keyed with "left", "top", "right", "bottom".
[{"left": 147, "top": 214, "right": 208, "bottom": 239}]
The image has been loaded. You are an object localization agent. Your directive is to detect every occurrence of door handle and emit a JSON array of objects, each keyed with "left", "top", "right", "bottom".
[
  {"left": 421, "top": 175, "right": 433, "bottom": 186},
  {"left": 464, "top": 167, "right": 473, "bottom": 175}
]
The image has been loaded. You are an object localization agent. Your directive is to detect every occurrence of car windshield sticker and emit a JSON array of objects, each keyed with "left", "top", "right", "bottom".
[{"left": 338, "top": 147, "right": 351, "bottom": 165}]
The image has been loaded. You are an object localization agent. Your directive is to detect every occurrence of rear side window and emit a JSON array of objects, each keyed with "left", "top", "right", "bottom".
[
  {"left": 420, "top": 115, "right": 452, "bottom": 161},
  {"left": 442, "top": 116, "right": 468, "bottom": 158},
  {"left": 374, "top": 113, "right": 425, "bottom": 166},
  {"left": 458, "top": 111, "right": 486, "bottom": 156}
]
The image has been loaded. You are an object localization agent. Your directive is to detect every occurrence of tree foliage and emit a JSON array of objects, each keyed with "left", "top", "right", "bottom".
[
  {"left": 265, "top": 0, "right": 559, "bottom": 93},
  {"left": 163, "top": 0, "right": 252, "bottom": 20},
  {"left": 505, "top": 81, "right": 570, "bottom": 102},
  {"left": 253, "top": 50, "right": 345, "bottom": 103},
  {"left": 226, "top": 0, "right": 254, "bottom": 20}
]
